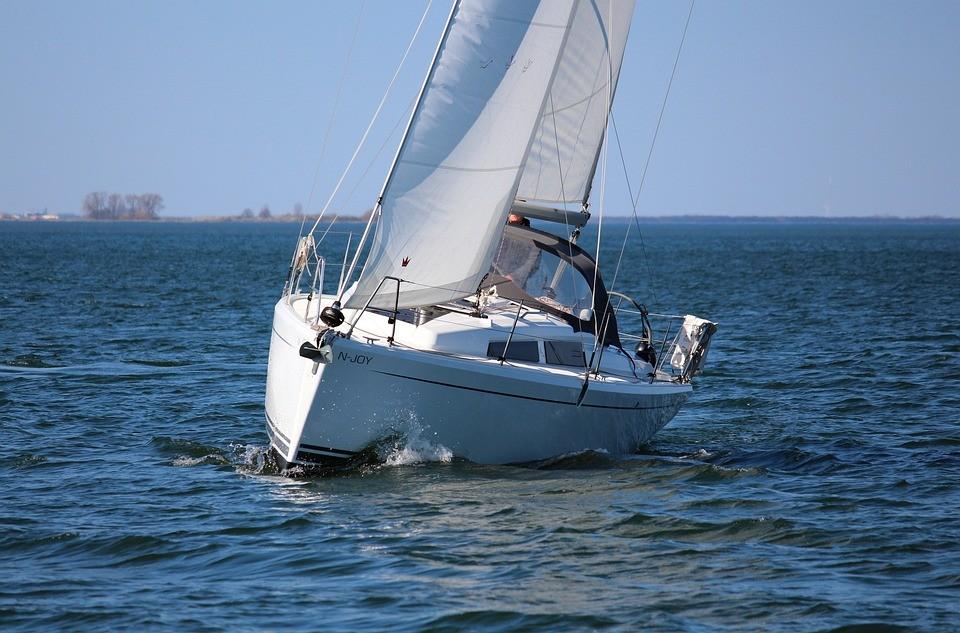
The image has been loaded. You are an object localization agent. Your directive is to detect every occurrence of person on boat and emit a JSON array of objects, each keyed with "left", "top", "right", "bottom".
[
  {"left": 507, "top": 213, "right": 530, "bottom": 227},
  {"left": 492, "top": 217, "right": 540, "bottom": 289}
]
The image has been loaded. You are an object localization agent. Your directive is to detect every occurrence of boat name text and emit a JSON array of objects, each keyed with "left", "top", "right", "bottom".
[{"left": 338, "top": 351, "right": 373, "bottom": 366}]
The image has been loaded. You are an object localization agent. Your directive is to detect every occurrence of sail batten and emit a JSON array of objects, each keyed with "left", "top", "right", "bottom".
[{"left": 347, "top": 0, "right": 578, "bottom": 310}]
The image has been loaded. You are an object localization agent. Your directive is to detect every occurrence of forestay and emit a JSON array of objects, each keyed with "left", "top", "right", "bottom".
[
  {"left": 516, "top": 0, "right": 635, "bottom": 205},
  {"left": 347, "top": 0, "right": 576, "bottom": 310}
]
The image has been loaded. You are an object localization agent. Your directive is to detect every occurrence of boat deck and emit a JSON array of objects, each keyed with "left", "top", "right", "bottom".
[{"left": 288, "top": 293, "right": 662, "bottom": 385}]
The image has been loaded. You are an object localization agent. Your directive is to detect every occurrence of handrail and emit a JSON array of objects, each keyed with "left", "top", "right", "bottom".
[
  {"left": 338, "top": 278, "right": 697, "bottom": 382},
  {"left": 336, "top": 232, "right": 353, "bottom": 294},
  {"left": 607, "top": 290, "right": 644, "bottom": 313},
  {"left": 343, "top": 278, "right": 539, "bottom": 368},
  {"left": 608, "top": 291, "right": 691, "bottom": 379},
  {"left": 344, "top": 275, "right": 402, "bottom": 342},
  {"left": 305, "top": 257, "right": 326, "bottom": 324}
]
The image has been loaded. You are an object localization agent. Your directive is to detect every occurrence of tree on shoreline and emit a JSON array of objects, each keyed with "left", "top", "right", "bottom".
[{"left": 83, "top": 192, "right": 164, "bottom": 219}]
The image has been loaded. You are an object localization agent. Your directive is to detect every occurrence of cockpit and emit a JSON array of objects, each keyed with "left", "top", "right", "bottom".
[{"left": 482, "top": 224, "right": 621, "bottom": 348}]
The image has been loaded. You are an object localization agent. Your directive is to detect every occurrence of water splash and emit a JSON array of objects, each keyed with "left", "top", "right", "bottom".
[
  {"left": 152, "top": 436, "right": 229, "bottom": 467},
  {"left": 230, "top": 443, "right": 285, "bottom": 476},
  {"left": 376, "top": 413, "right": 453, "bottom": 466},
  {"left": 170, "top": 453, "right": 229, "bottom": 467},
  {"left": 682, "top": 448, "right": 713, "bottom": 460}
]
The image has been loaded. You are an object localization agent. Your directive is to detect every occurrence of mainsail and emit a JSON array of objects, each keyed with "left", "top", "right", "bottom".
[
  {"left": 346, "top": 0, "right": 577, "bottom": 310},
  {"left": 516, "top": 0, "right": 635, "bottom": 205}
]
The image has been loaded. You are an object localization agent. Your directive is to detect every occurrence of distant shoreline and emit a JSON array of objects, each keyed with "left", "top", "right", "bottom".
[{"left": 3, "top": 213, "right": 958, "bottom": 224}]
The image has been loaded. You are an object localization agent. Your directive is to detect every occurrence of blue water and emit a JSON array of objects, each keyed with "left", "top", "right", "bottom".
[{"left": 1, "top": 220, "right": 958, "bottom": 631}]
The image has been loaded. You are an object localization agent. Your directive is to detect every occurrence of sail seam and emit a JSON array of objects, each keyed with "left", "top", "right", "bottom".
[
  {"left": 398, "top": 159, "right": 522, "bottom": 173},
  {"left": 456, "top": 12, "right": 569, "bottom": 29},
  {"left": 540, "top": 80, "right": 611, "bottom": 117}
]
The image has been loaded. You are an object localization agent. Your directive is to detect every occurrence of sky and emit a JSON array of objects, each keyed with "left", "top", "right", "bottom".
[{"left": 1, "top": 0, "right": 958, "bottom": 218}]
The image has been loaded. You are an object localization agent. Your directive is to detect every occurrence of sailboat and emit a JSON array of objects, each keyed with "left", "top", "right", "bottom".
[{"left": 264, "top": 0, "right": 715, "bottom": 468}]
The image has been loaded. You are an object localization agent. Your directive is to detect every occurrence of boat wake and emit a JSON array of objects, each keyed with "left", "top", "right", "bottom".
[
  {"left": 152, "top": 436, "right": 231, "bottom": 468},
  {"left": 153, "top": 436, "right": 288, "bottom": 475},
  {"left": 153, "top": 413, "right": 454, "bottom": 479}
]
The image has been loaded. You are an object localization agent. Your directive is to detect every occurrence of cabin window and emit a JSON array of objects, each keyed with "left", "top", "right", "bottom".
[
  {"left": 486, "top": 340, "right": 539, "bottom": 363},
  {"left": 544, "top": 340, "right": 585, "bottom": 367}
]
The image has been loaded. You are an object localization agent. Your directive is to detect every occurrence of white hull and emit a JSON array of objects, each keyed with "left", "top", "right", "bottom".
[
  {"left": 265, "top": 297, "right": 691, "bottom": 466},
  {"left": 259, "top": 4, "right": 718, "bottom": 469}
]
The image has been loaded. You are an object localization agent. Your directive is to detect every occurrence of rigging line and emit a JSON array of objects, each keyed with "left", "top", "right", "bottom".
[
  {"left": 340, "top": 95, "right": 417, "bottom": 213},
  {"left": 302, "top": 1, "right": 366, "bottom": 219},
  {"left": 293, "top": 3, "right": 365, "bottom": 248},
  {"left": 549, "top": 93, "right": 571, "bottom": 232},
  {"left": 607, "top": 115, "right": 633, "bottom": 294},
  {"left": 608, "top": 113, "right": 657, "bottom": 304},
  {"left": 590, "top": 123, "right": 608, "bottom": 357},
  {"left": 316, "top": 214, "right": 340, "bottom": 245},
  {"left": 314, "top": 94, "right": 416, "bottom": 255},
  {"left": 631, "top": 0, "right": 695, "bottom": 211},
  {"left": 590, "top": 0, "right": 614, "bottom": 358},
  {"left": 306, "top": 0, "right": 434, "bottom": 238},
  {"left": 548, "top": 93, "right": 583, "bottom": 366},
  {"left": 610, "top": 0, "right": 694, "bottom": 304},
  {"left": 296, "top": 209, "right": 308, "bottom": 243}
]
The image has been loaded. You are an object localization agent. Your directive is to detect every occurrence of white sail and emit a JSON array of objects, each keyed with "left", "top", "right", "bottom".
[
  {"left": 516, "top": 0, "right": 635, "bottom": 205},
  {"left": 346, "top": 0, "right": 576, "bottom": 310}
]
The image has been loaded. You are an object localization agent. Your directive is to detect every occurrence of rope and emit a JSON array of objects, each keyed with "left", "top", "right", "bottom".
[
  {"left": 608, "top": 0, "right": 695, "bottom": 304},
  {"left": 607, "top": 116, "right": 633, "bottom": 295},
  {"left": 302, "top": 1, "right": 366, "bottom": 219},
  {"left": 306, "top": 0, "right": 434, "bottom": 238},
  {"left": 590, "top": 0, "right": 614, "bottom": 358},
  {"left": 312, "top": 95, "right": 415, "bottom": 253},
  {"left": 608, "top": 114, "right": 656, "bottom": 303},
  {"left": 548, "top": 94, "right": 584, "bottom": 368},
  {"left": 632, "top": 0, "right": 694, "bottom": 211},
  {"left": 340, "top": 95, "right": 417, "bottom": 215}
]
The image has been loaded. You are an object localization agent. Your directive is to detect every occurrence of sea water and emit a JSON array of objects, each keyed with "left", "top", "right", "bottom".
[{"left": 1, "top": 220, "right": 958, "bottom": 631}]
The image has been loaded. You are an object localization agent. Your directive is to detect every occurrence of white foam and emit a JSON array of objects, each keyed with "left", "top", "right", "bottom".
[
  {"left": 379, "top": 414, "right": 453, "bottom": 466},
  {"left": 229, "top": 443, "right": 273, "bottom": 475},
  {"left": 171, "top": 453, "right": 228, "bottom": 467}
]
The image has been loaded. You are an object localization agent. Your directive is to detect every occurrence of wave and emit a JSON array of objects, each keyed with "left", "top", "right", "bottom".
[
  {"left": 126, "top": 358, "right": 194, "bottom": 368},
  {"left": 3, "top": 353, "right": 59, "bottom": 368},
  {"left": 525, "top": 448, "right": 616, "bottom": 470},
  {"left": 2, "top": 454, "right": 48, "bottom": 470},
  {"left": 899, "top": 437, "right": 960, "bottom": 449},
  {"left": 423, "top": 611, "right": 617, "bottom": 630},
  {"left": 611, "top": 512, "right": 795, "bottom": 543},
  {"left": 701, "top": 446, "right": 843, "bottom": 475},
  {"left": 151, "top": 436, "right": 233, "bottom": 469}
]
